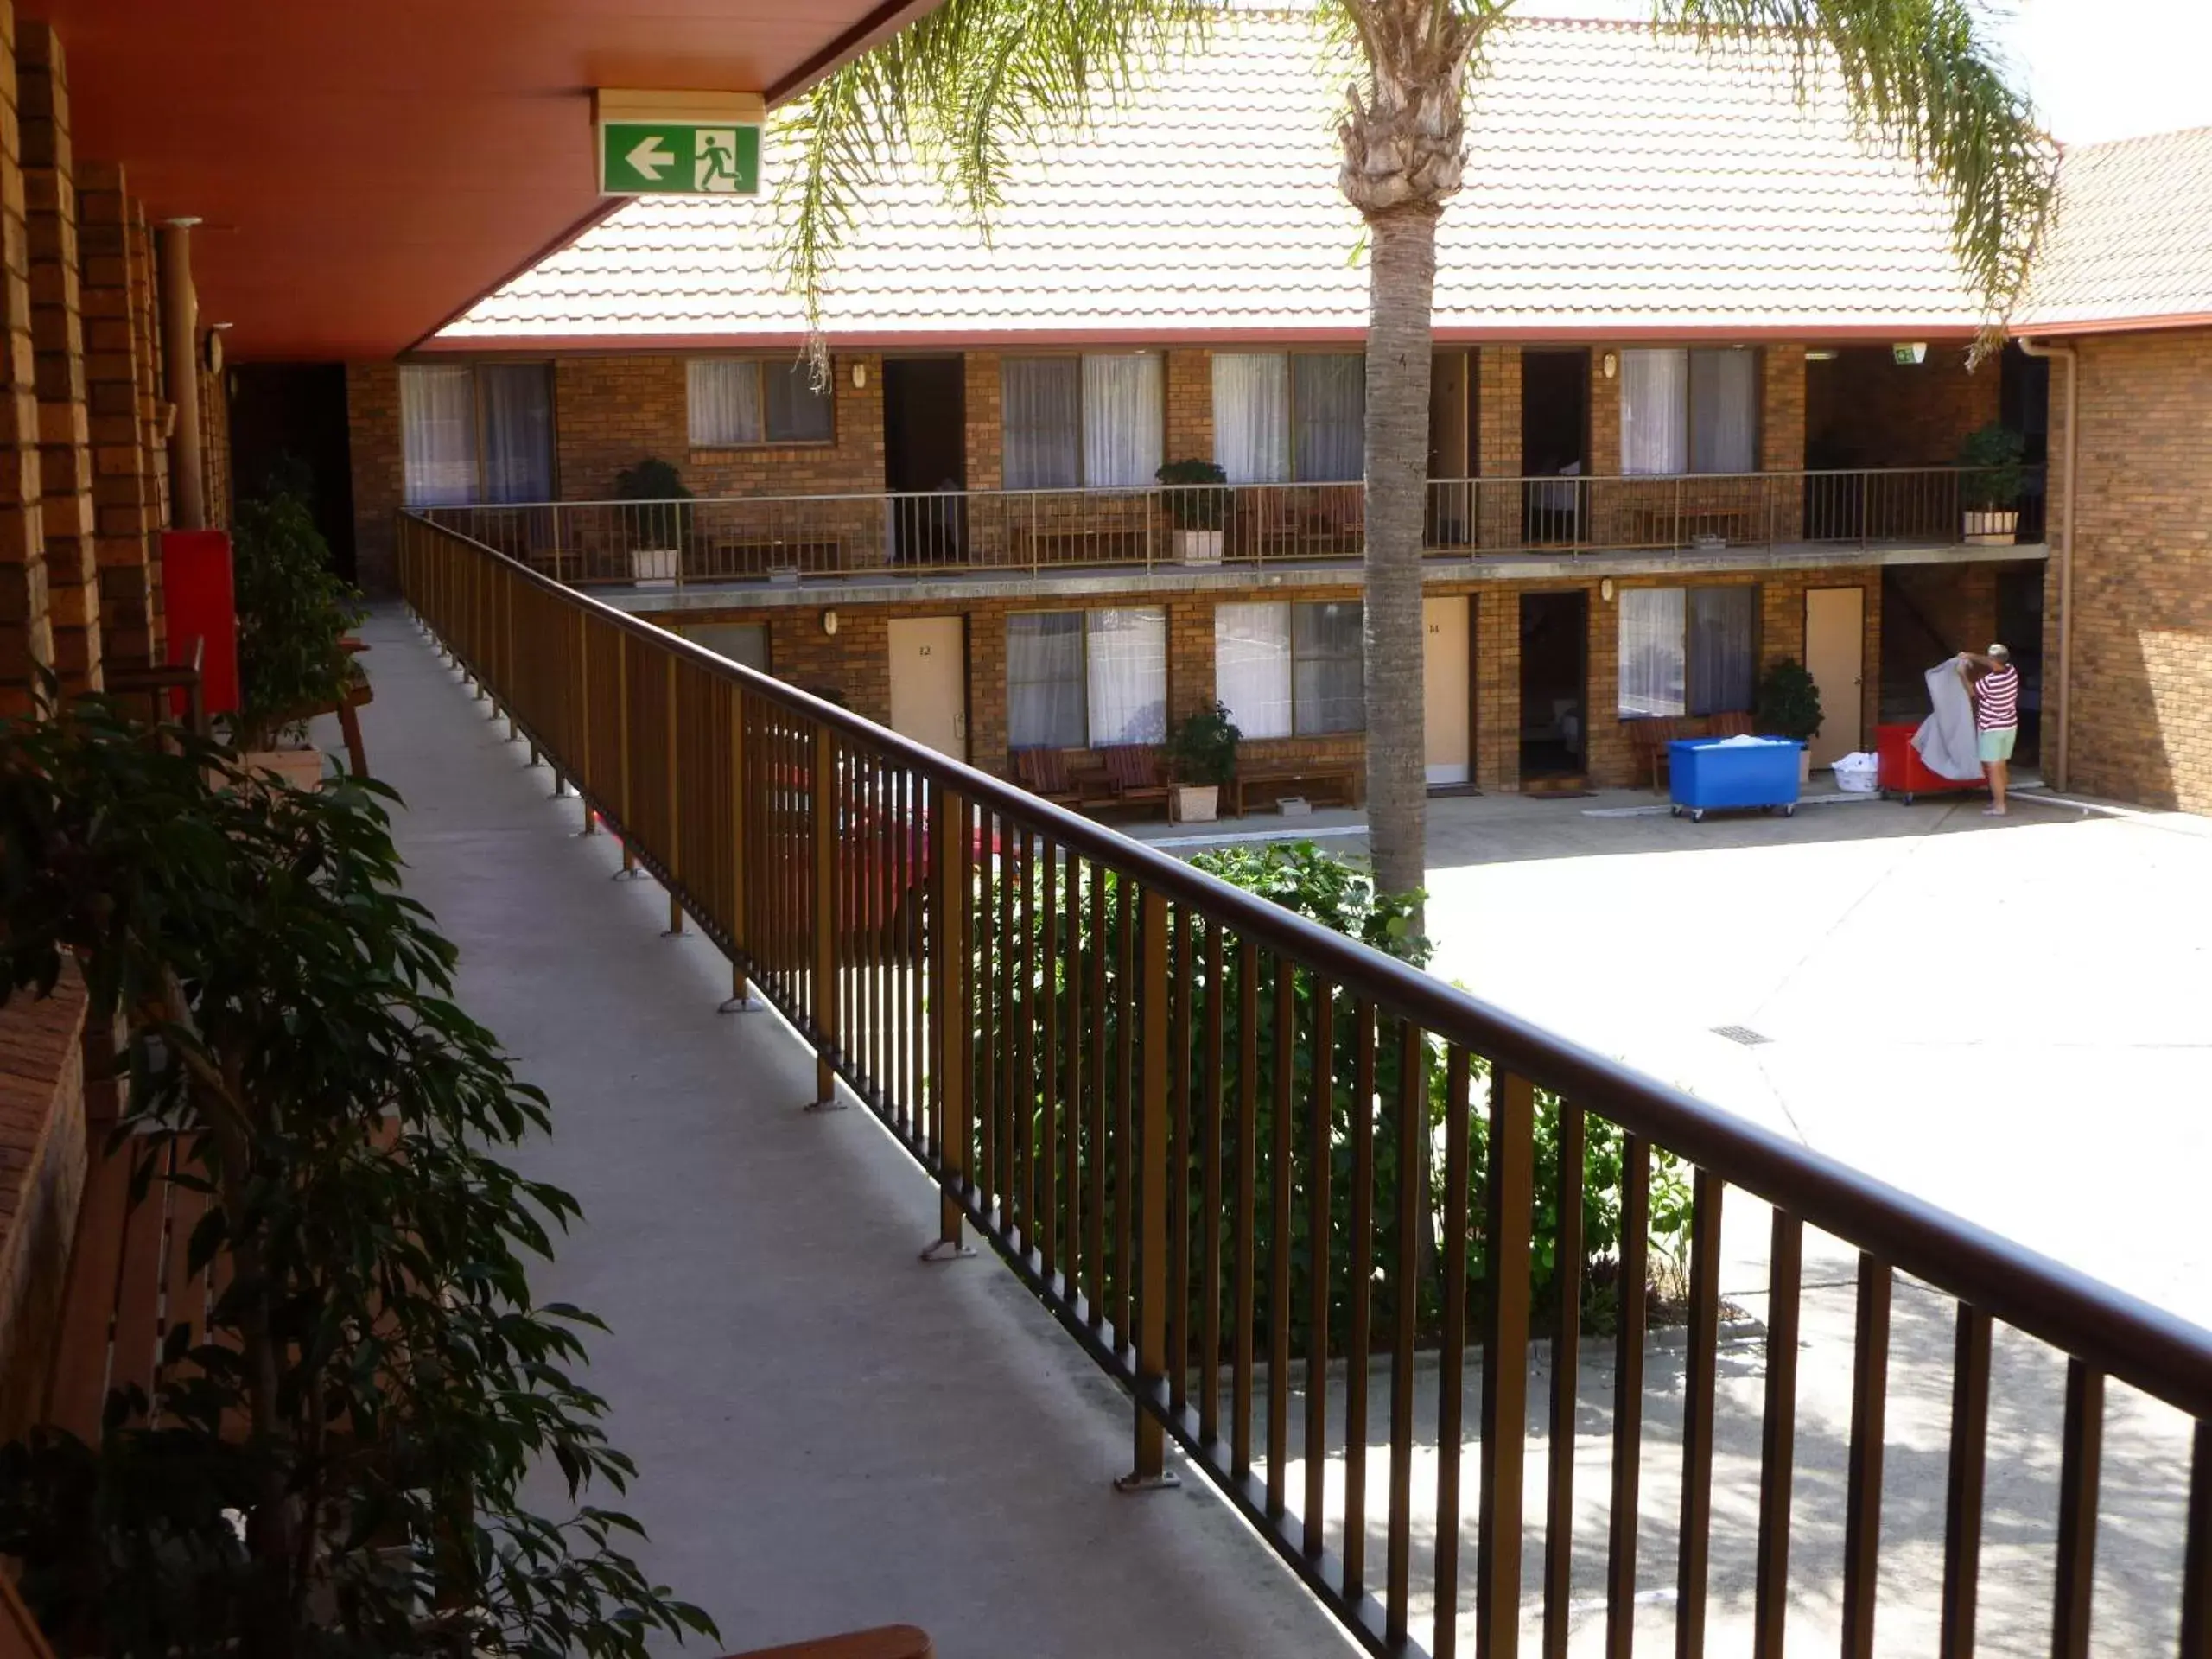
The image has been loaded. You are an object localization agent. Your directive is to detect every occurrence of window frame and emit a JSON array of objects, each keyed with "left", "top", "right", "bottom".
[
  {"left": 1211, "top": 349, "right": 1368, "bottom": 484},
  {"left": 1006, "top": 606, "right": 1170, "bottom": 749},
  {"left": 686, "top": 355, "right": 838, "bottom": 449},
  {"left": 1618, "top": 346, "right": 1763, "bottom": 477},
  {"left": 999, "top": 351, "right": 1166, "bottom": 491},
  {"left": 1213, "top": 598, "right": 1367, "bottom": 738},
  {"left": 1614, "top": 583, "right": 1761, "bottom": 719},
  {"left": 400, "top": 358, "right": 557, "bottom": 508}
]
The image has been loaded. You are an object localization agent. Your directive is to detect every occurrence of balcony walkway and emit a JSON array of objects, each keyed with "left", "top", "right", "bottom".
[{"left": 348, "top": 608, "right": 1356, "bottom": 1659}]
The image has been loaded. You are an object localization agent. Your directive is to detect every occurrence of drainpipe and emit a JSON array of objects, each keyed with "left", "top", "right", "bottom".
[
  {"left": 159, "top": 218, "right": 207, "bottom": 531},
  {"left": 2017, "top": 335, "right": 2075, "bottom": 791}
]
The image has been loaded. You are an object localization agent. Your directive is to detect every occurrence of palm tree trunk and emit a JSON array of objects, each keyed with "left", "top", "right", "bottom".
[{"left": 1362, "top": 207, "right": 1439, "bottom": 921}]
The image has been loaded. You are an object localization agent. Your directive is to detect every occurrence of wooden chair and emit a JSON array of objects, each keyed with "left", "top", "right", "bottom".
[
  {"left": 1013, "top": 747, "right": 1081, "bottom": 807},
  {"left": 1708, "top": 711, "right": 1754, "bottom": 738},
  {"left": 1100, "top": 744, "right": 1169, "bottom": 812},
  {"left": 1626, "top": 716, "right": 1685, "bottom": 793}
]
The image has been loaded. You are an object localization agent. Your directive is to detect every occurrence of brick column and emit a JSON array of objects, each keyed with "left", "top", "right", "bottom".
[
  {"left": 1166, "top": 594, "right": 1216, "bottom": 725},
  {"left": 0, "top": 2, "right": 50, "bottom": 716},
  {"left": 1165, "top": 349, "right": 1212, "bottom": 464},
  {"left": 77, "top": 166, "right": 155, "bottom": 670},
  {"left": 344, "top": 360, "right": 402, "bottom": 593},
  {"left": 1475, "top": 346, "right": 1522, "bottom": 548},
  {"left": 965, "top": 607, "right": 1007, "bottom": 772},
  {"left": 1761, "top": 343, "right": 1806, "bottom": 540},
  {"left": 20, "top": 21, "right": 95, "bottom": 696},
  {"left": 199, "top": 350, "right": 229, "bottom": 530},
  {"left": 1472, "top": 587, "right": 1520, "bottom": 791},
  {"left": 129, "top": 200, "right": 166, "bottom": 654},
  {"left": 962, "top": 352, "right": 1004, "bottom": 563}
]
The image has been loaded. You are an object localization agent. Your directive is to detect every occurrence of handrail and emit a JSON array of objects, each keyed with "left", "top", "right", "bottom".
[{"left": 399, "top": 509, "right": 2207, "bottom": 1659}]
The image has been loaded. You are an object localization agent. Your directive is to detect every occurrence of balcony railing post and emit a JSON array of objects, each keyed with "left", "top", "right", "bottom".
[
  {"left": 1118, "top": 883, "right": 1176, "bottom": 1491},
  {"left": 808, "top": 728, "right": 841, "bottom": 1111},
  {"left": 725, "top": 683, "right": 750, "bottom": 1008},
  {"left": 924, "top": 784, "right": 973, "bottom": 1260},
  {"left": 575, "top": 606, "right": 594, "bottom": 820},
  {"left": 664, "top": 653, "right": 684, "bottom": 937}
]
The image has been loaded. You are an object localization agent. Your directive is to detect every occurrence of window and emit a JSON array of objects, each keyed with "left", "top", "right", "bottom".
[
  {"left": 1617, "top": 586, "right": 1757, "bottom": 718},
  {"left": 1214, "top": 601, "right": 1365, "bottom": 737},
  {"left": 1619, "top": 348, "right": 1758, "bottom": 475},
  {"left": 1211, "top": 353, "right": 1364, "bottom": 484},
  {"left": 681, "top": 623, "right": 769, "bottom": 672},
  {"left": 1000, "top": 354, "right": 1164, "bottom": 489},
  {"left": 401, "top": 362, "right": 555, "bottom": 507},
  {"left": 687, "top": 359, "right": 834, "bottom": 446},
  {"left": 1007, "top": 608, "right": 1168, "bottom": 748}
]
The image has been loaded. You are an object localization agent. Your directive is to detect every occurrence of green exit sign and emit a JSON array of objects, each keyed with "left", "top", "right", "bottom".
[{"left": 596, "top": 92, "right": 765, "bottom": 197}]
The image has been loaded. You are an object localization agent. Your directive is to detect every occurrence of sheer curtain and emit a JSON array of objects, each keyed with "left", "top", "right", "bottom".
[
  {"left": 1214, "top": 601, "right": 1293, "bottom": 739},
  {"left": 1292, "top": 601, "right": 1364, "bottom": 732},
  {"left": 689, "top": 360, "right": 762, "bottom": 445},
  {"left": 1212, "top": 354, "right": 1288, "bottom": 485},
  {"left": 1007, "top": 613, "right": 1087, "bottom": 748},
  {"left": 477, "top": 364, "right": 554, "bottom": 502},
  {"left": 1688, "top": 585, "right": 1756, "bottom": 714},
  {"left": 1293, "top": 354, "right": 1364, "bottom": 482},
  {"left": 1085, "top": 608, "right": 1167, "bottom": 745},
  {"left": 1618, "top": 587, "right": 1688, "bottom": 717},
  {"left": 1002, "top": 359, "right": 1081, "bottom": 489},
  {"left": 1083, "top": 353, "right": 1164, "bottom": 487},
  {"left": 765, "top": 361, "right": 834, "bottom": 442},
  {"left": 1620, "top": 349, "right": 1688, "bottom": 475},
  {"left": 1689, "top": 349, "right": 1758, "bottom": 474},
  {"left": 400, "top": 365, "right": 476, "bottom": 506}
]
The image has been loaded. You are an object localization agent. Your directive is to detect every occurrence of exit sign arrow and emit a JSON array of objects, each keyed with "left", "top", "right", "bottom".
[
  {"left": 626, "top": 134, "right": 676, "bottom": 182},
  {"left": 596, "top": 92, "right": 766, "bottom": 197}
]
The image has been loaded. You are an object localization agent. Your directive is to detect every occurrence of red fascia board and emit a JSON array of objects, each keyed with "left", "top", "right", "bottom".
[
  {"left": 2011, "top": 310, "right": 2212, "bottom": 339},
  {"left": 416, "top": 320, "right": 1986, "bottom": 355}
]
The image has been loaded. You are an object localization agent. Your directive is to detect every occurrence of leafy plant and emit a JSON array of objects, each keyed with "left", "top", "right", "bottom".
[
  {"left": 230, "top": 489, "right": 363, "bottom": 752},
  {"left": 613, "top": 457, "right": 692, "bottom": 550},
  {"left": 0, "top": 697, "right": 715, "bottom": 1659},
  {"left": 1755, "top": 658, "right": 1825, "bottom": 744},
  {"left": 1165, "top": 702, "right": 1240, "bottom": 789},
  {"left": 1154, "top": 458, "right": 1230, "bottom": 531},
  {"left": 1958, "top": 423, "right": 2027, "bottom": 512}
]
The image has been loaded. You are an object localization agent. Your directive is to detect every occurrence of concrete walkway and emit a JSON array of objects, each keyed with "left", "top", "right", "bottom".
[{"left": 348, "top": 609, "right": 1356, "bottom": 1659}]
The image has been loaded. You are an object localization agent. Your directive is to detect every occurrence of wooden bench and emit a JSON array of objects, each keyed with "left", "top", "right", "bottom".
[
  {"left": 1628, "top": 505, "right": 1757, "bottom": 550},
  {"left": 1099, "top": 744, "right": 1169, "bottom": 813},
  {"left": 1626, "top": 711, "right": 1755, "bottom": 792},
  {"left": 1013, "top": 747, "right": 1083, "bottom": 807},
  {"left": 1230, "top": 760, "right": 1362, "bottom": 816}
]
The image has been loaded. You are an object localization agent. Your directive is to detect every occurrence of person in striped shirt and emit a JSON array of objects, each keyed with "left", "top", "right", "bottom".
[{"left": 1959, "top": 643, "right": 2021, "bottom": 816}]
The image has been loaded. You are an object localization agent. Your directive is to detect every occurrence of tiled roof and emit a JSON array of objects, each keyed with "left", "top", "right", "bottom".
[
  {"left": 438, "top": 11, "right": 1993, "bottom": 346},
  {"left": 2015, "top": 125, "right": 2212, "bottom": 334}
]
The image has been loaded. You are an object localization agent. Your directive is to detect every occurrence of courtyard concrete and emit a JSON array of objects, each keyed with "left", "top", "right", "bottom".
[{"left": 347, "top": 609, "right": 1356, "bottom": 1659}]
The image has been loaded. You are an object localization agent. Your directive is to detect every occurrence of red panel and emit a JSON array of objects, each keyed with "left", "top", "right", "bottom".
[{"left": 162, "top": 531, "right": 238, "bottom": 719}]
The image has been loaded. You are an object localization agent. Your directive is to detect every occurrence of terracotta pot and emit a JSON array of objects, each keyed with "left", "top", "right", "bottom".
[
  {"left": 245, "top": 747, "right": 326, "bottom": 790},
  {"left": 1173, "top": 784, "right": 1219, "bottom": 823},
  {"left": 1961, "top": 509, "right": 2018, "bottom": 546},
  {"left": 1173, "top": 528, "right": 1224, "bottom": 566}
]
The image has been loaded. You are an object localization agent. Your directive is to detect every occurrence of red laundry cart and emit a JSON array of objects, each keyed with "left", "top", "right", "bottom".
[{"left": 1876, "top": 722, "right": 1985, "bottom": 804}]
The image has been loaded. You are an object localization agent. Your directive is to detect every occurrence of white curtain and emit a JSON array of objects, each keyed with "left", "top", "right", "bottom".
[
  {"left": 1082, "top": 353, "right": 1164, "bottom": 487},
  {"left": 1002, "top": 359, "right": 1081, "bottom": 489},
  {"left": 1212, "top": 354, "right": 1288, "bottom": 485},
  {"left": 1007, "top": 613, "right": 1087, "bottom": 748},
  {"left": 400, "top": 365, "right": 476, "bottom": 506},
  {"left": 1618, "top": 587, "right": 1688, "bottom": 718},
  {"left": 1688, "top": 586, "right": 1757, "bottom": 714},
  {"left": 1293, "top": 601, "right": 1364, "bottom": 733},
  {"left": 1215, "top": 601, "right": 1293, "bottom": 739},
  {"left": 1689, "top": 349, "right": 1758, "bottom": 474},
  {"left": 1086, "top": 608, "right": 1167, "bottom": 746},
  {"left": 689, "top": 359, "right": 763, "bottom": 446},
  {"left": 1294, "top": 354, "right": 1364, "bottom": 482},
  {"left": 1620, "top": 349, "right": 1688, "bottom": 476},
  {"left": 765, "top": 360, "right": 834, "bottom": 442},
  {"left": 477, "top": 364, "right": 554, "bottom": 502}
]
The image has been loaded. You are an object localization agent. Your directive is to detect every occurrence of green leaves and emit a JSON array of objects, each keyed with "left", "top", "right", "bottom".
[
  {"left": 0, "top": 702, "right": 715, "bottom": 1657},
  {"left": 231, "top": 488, "right": 364, "bottom": 753}
]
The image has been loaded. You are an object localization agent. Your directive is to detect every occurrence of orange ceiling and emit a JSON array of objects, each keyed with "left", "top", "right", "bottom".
[{"left": 31, "top": 0, "right": 936, "bottom": 362}]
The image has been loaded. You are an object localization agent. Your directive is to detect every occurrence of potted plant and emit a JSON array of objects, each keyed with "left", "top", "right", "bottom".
[
  {"left": 1755, "top": 658, "right": 1825, "bottom": 783},
  {"left": 1959, "top": 423, "right": 2026, "bottom": 544},
  {"left": 1166, "top": 701, "right": 1240, "bottom": 822},
  {"left": 229, "top": 486, "right": 363, "bottom": 787},
  {"left": 1156, "top": 458, "right": 1230, "bottom": 565},
  {"left": 616, "top": 456, "right": 692, "bottom": 585}
]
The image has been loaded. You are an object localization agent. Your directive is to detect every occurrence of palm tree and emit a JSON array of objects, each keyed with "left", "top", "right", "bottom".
[{"left": 779, "top": 0, "right": 2051, "bottom": 919}]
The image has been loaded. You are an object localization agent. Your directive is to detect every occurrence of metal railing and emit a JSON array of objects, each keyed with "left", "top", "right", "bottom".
[
  {"left": 399, "top": 512, "right": 2202, "bottom": 1659},
  {"left": 417, "top": 466, "right": 2044, "bottom": 589}
]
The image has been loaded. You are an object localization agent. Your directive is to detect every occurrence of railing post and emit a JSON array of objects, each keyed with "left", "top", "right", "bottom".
[
  {"left": 806, "top": 728, "right": 841, "bottom": 1111},
  {"left": 1118, "top": 883, "right": 1178, "bottom": 1491},
  {"left": 618, "top": 639, "right": 637, "bottom": 874},
  {"left": 664, "top": 652, "right": 684, "bottom": 936},
  {"left": 923, "top": 784, "right": 974, "bottom": 1260},
  {"left": 722, "top": 683, "right": 752, "bottom": 1010},
  {"left": 574, "top": 606, "right": 593, "bottom": 817}
]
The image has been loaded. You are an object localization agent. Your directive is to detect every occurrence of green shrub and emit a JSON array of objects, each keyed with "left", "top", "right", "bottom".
[
  {"left": 1958, "top": 422, "right": 2027, "bottom": 512},
  {"left": 230, "top": 489, "right": 362, "bottom": 752},
  {"left": 614, "top": 456, "right": 692, "bottom": 549},
  {"left": 1165, "top": 702, "right": 1241, "bottom": 788},
  {"left": 1154, "top": 457, "right": 1230, "bottom": 531},
  {"left": 1755, "top": 658, "right": 1823, "bottom": 744}
]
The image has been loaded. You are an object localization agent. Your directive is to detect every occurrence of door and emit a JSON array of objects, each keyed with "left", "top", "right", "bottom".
[
  {"left": 1519, "top": 590, "right": 1589, "bottom": 779},
  {"left": 1804, "top": 587, "right": 1866, "bottom": 767},
  {"left": 883, "top": 358, "right": 967, "bottom": 563},
  {"left": 1520, "top": 349, "right": 1591, "bottom": 545},
  {"left": 1423, "top": 595, "right": 1471, "bottom": 785},
  {"left": 1426, "top": 352, "right": 1472, "bottom": 547},
  {"left": 887, "top": 617, "right": 968, "bottom": 760}
]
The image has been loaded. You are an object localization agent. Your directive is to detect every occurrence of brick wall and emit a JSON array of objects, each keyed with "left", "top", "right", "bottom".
[
  {"left": 0, "top": 0, "right": 49, "bottom": 717},
  {"left": 1165, "top": 349, "right": 1211, "bottom": 464},
  {"left": 126, "top": 200, "right": 166, "bottom": 649},
  {"left": 2041, "top": 327, "right": 2212, "bottom": 811},
  {"left": 963, "top": 351, "right": 1001, "bottom": 492},
  {"left": 79, "top": 163, "right": 155, "bottom": 666},
  {"left": 345, "top": 359, "right": 402, "bottom": 593},
  {"left": 20, "top": 20, "right": 93, "bottom": 696},
  {"left": 0, "top": 957, "right": 87, "bottom": 1440},
  {"left": 1476, "top": 346, "right": 1522, "bottom": 546},
  {"left": 1806, "top": 345, "right": 1999, "bottom": 468}
]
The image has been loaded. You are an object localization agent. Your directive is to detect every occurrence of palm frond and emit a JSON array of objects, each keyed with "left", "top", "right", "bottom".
[{"left": 1662, "top": 0, "right": 2056, "bottom": 343}]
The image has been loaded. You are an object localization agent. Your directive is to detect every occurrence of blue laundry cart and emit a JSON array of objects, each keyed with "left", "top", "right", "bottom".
[{"left": 1668, "top": 738, "right": 1803, "bottom": 822}]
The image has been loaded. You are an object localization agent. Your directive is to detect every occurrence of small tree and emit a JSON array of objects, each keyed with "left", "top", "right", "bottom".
[
  {"left": 0, "top": 698, "right": 714, "bottom": 1659},
  {"left": 1959, "top": 422, "right": 2027, "bottom": 512},
  {"left": 1756, "top": 658, "right": 1825, "bottom": 744},
  {"left": 1165, "top": 701, "right": 1240, "bottom": 787},
  {"left": 230, "top": 489, "right": 363, "bottom": 752},
  {"left": 1154, "top": 458, "right": 1230, "bottom": 531},
  {"left": 613, "top": 456, "right": 693, "bottom": 550}
]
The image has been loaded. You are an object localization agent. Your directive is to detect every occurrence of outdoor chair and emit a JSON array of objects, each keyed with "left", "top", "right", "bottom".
[
  {"left": 1013, "top": 747, "right": 1082, "bottom": 807},
  {"left": 1100, "top": 744, "right": 1169, "bottom": 813}
]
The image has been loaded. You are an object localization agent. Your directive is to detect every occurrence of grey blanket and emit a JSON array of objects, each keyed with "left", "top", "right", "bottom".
[{"left": 1913, "top": 655, "right": 1984, "bottom": 781}]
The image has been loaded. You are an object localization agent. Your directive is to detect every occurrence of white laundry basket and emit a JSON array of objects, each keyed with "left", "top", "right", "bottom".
[{"left": 1833, "top": 752, "right": 1879, "bottom": 793}]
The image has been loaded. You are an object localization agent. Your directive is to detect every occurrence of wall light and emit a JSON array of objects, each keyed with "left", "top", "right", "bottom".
[
  {"left": 821, "top": 609, "right": 840, "bottom": 637},
  {"left": 1600, "top": 577, "right": 1615, "bottom": 602},
  {"left": 1601, "top": 352, "right": 1618, "bottom": 380},
  {"left": 851, "top": 361, "right": 868, "bottom": 390},
  {"left": 1805, "top": 349, "right": 1840, "bottom": 362}
]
